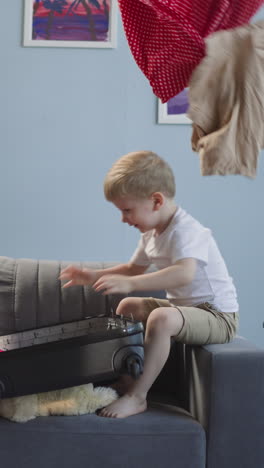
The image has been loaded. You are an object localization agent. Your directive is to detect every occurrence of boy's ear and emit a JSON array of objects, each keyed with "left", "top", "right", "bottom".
[{"left": 151, "top": 192, "right": 164, "bottom": 211}]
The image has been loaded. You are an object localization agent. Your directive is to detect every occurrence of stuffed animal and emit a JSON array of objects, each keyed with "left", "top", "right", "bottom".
[{"left": 0, "top": 383, "right": 118, "bottom": 423}]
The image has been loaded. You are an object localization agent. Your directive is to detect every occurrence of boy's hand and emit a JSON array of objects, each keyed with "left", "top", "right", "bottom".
[
  {"left": 59, "top": 265, "right": 97, "bottom": 288},
  {"left": 93, "top": 275, "right": 134, "bottom": 295}
]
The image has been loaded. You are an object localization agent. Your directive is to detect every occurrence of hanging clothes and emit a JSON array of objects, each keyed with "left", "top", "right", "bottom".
[
  {"left": 188, "top": 21, "right": 264, "bottom": 178},
  {"left": 118, "top": 0, "right": 264, "bottom": 103}
]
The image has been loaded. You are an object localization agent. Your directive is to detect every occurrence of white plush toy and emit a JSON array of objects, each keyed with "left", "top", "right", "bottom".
[{"left": 0, "top": 383, "right": 118, "bottom": 423}]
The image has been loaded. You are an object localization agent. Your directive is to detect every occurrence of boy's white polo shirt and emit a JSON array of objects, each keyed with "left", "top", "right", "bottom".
[{"left": 130, "top": 206, "right": 239, "bottom": 313}]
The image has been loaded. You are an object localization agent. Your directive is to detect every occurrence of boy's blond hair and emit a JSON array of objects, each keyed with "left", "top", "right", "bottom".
[{"left": 104, "top": 151, "right": 175, "bottom": 200}]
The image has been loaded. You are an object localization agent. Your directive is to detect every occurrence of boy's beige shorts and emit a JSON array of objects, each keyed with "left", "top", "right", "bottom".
[{"left": 142, "top": 298, "right": 239, "bottom": 345}]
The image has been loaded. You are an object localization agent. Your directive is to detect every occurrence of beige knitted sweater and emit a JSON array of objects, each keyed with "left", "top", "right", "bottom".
[{"left": 188, "top": 21, "right": 264, "bottom": 178}]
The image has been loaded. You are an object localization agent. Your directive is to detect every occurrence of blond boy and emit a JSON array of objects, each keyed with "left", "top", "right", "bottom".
[{"left": 59, "top": 151, "right": 239, "bottom": 418}]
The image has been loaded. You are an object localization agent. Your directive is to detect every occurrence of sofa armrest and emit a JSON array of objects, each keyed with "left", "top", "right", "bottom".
[{"left": 186, "top": 337, "right": 264, "bottom": 468}]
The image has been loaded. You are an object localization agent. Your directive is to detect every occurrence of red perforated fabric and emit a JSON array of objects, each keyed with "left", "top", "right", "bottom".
[{"left": 118, "top": 0, "right": 264, "bottom": 102}]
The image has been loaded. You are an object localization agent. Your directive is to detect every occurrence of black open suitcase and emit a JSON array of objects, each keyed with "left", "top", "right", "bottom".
[{"left": 0, "top": 257, "right": 144, "bottom": 399}]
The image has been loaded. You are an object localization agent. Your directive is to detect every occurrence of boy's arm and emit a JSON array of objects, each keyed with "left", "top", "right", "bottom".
[
  {"left": 93, "top": 258, "right": 197, "bottom": 294},
  {"left": 59, "top": 263, "right": 147, "bottom": 288}
]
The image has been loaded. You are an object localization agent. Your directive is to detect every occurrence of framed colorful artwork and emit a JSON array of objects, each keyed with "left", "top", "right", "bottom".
[
  {"left": 23, "top": 0, "right": 117, "bottom": 48},
  {"left": 158, "top": 88, "right": 192, "bottom": 124}
]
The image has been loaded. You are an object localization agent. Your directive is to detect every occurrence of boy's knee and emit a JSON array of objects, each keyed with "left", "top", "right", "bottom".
[
  {"left": 147, "top": 307, "right": 183, "bottom": 335},
  {"left": 116, "top": 296, "right": 146, "bottom": 319},
  {"left": 147, "top": 308, "right": 168, "bottom": 330}
]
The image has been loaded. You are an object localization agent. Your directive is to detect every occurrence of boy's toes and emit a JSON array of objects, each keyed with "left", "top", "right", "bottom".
[
  {"left": 96, "top": 394, "right": 147, "bottom": 418},
  {"left": 98, "top": 407, "right": 117, "bottom": 418}
]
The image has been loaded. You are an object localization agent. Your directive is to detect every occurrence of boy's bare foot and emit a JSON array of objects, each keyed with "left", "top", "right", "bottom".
[{"left": 98, "top": 393, "right": 147, "bottom": 418}]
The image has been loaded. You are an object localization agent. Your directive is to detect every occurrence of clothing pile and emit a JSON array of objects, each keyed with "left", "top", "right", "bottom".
[{"left": 118, "top": 0, "right": 264, "bottom": 177}]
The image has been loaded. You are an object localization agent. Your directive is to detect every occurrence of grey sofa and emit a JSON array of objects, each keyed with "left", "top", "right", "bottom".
[{"left": 0, "top": 256, "right": 263, "bottom": 468}]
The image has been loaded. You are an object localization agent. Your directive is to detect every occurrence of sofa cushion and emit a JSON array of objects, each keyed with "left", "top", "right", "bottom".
[{"left": 0, "top": 403, "right": 205, "bottom": 468}]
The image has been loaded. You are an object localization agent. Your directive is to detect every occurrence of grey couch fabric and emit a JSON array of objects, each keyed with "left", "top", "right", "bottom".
[
  {"left": 0, "top": 406, "right": 205, "bottom": 468},
  {"left": 0, "top": 256, "right": 263, "bottom": 468},
  {"left": 187, "top": 338, "right": 264, "bottom": 468}
]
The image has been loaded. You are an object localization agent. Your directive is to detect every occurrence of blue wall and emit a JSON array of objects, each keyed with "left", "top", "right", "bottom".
[{"left": 1, "top": 1, "right": 264, "bottom": 347}]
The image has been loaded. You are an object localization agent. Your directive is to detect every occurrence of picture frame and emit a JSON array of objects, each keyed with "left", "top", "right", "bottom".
[
  {"left": 23, "top": 0, "right": 118, "bottom": 48},
  {"left": 158, "top": 88, "right": 192, "bottom": 125}
]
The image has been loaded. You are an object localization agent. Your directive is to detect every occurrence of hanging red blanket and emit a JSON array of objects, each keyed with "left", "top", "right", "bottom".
[{"left": 118, "top": 0, "right": 264, "bottom": 102}]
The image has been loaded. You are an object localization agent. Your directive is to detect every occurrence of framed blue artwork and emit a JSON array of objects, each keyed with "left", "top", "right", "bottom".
[
  {"left": 158, "top": 88, "right": 191, "bottom": 124},
  {"left": 23, "top": 0, "right": 117, "bottom": 48}
]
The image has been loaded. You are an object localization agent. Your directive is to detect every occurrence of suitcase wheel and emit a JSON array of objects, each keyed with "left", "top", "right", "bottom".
[
  {"left": 0, "top": 375, "right": 13, "bottom": 399},
  {"left": 125, "top": 354, "right": 143, "bottom": 378}
]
